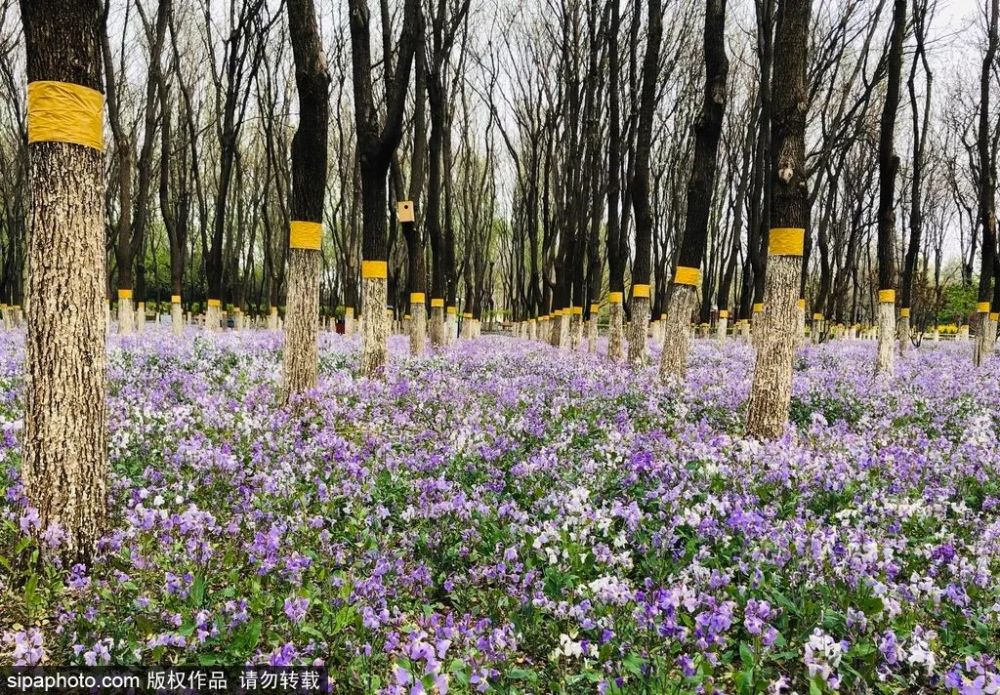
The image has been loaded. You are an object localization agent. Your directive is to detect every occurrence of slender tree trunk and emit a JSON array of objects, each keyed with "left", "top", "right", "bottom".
[
  {"left": 348, "top": 0, "right": 418, "bottom": 376},
  {"left": 627, "top": 0, "right": 662, "bottom": 366},
  {"left": 874, "top": 0, "right": 905, "bottom": 376},
  {"left": 605, "top": 0, "right": 625, "bottom": 363},
  {"left": 974, "top": 0, "right": 999, "bottom": 366},
  {"left": 282, "top": 0, "right": 330, "bottom": 400},
  {"left": 20, "top": 0, "right": 108, "bottom": 563},
  {"left": 660, "top": 0, "right": 728, "bottom": 382},
  {"left": 745, "top": 0, "right": 811, "bottom": 440}
]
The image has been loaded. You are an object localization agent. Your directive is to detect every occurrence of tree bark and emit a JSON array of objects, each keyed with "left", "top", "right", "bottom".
[
  {"left": 659, "top": 0, "right": 728, "bottom": 382},
  {"left": 347, "top": 0, "right": 419, "bottom": 376},
  {"left": 627, "top": 0, "right": 662, "bottom": 366},
  {"left": 20, "top": 0, "right": 108, "bottom": 563},
  {"left": 974, "top": 0, "right": 999, "bottom": 366},
  {"left": 745, "top": 0, "right": 811, "bottom": 440},
  {"left": 282, "top": 0, "right": 330, "bottom": 400},
  {"left": 874, "top": 0, "right": 905, "bottom": 376}
]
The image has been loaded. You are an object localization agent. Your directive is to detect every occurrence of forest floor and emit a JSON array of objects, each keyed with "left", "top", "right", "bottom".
[{"left": 0, "top": 330, "right": 998, "bottom": 694}]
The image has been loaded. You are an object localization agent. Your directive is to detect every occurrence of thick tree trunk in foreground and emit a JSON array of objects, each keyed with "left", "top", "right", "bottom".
[
  {"left": 659, "top": 0, "right": 728, "bottom": 382},
  {"left": 282, "top": 0, "right": 330, "bottom": 400},
  {"left": 746, "top": 0, "right": 811, "bottom": 440},
  {"left": 874, "top": 0, "right": 905, "bottom": 377},
  {"left": 21, "top": 0, "right": 108, "bottom": 563}
]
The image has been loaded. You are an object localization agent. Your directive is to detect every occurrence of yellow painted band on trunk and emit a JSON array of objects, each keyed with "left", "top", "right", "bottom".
[
  {"left": 753, "top": 303, "right": 764, "bottom": 313},
  {"left": 768, "top": 228, "right": 805, "bottom": 256},
  {"left": 431, "top": 298, "right": 444, "bottom": 308},
  {"left": 573, "top": 306, "right": 583, "bottom": 315},
  {"left": 207, "top": 299, "right": 221, "bottom": 308},
  {"left": 632, "top": 284, "right": 650, "bottom": 298},
  {"left": 991, "top": 312, "right": 999, "bottom": 321},
  {"left": 27, "top": 81, "right": 105, "bottom": 151},
  {"left": 674, "top": 266, "right": 701, "bottom": 286},
  {"left": 609, "top": 292, "right": 623, "bottom": 304},
  {"left": 447, "top": 306, "right": 457, "bottom": 314},
  {"left": 796, "top": 298, "right": 806, "bottom": 309},
  {"left": 289, "top": 221, "right": 322, "bottom": 250},
  {"left": 270, "top": 307, "right": 278, "bottom": 315},
  {"left": 404, "top": 314, "right": 411, "bottom": 320},
  {"left": 344, "top": 306, "right": 354, "bottom": 316},
  {"left": 899, "top": 308, "right": 910, "bottom": 318},
  {"left": 463, "top": 312, "right": 473, "bottom": 318},
  {"left": 659, "top": 314, "right": 667, "bottom": 320},
  {"left": 590, "top": 303, "right": 599, "bottom": 313},
  {"left": 813, "top": 313, "right": 823, "bottom": 321},
  {"left": 410, "top": 292, "right": 425, "bottom": 303},
  {"left": 977, "top": 301, "right": 991, "bottom": 313},
  {"left": 718, "top": 310, "right": 729, "bottom": 318},
  {"left": 118, "top": 289, "right": 132, "bottom": 300},
  {"left": 879, "top": 289, "right": 896, "bottom": 303},
  {"left": 171, "top": 295, "right": 181, "bottom": 303},
  {"left": 362, "top": 260, "right": 388, "bottom": 279}
]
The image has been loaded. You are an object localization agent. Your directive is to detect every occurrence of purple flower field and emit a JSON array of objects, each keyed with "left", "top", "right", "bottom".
[{"left": 1, "top": 330, "right": 999, "bottom": 693}]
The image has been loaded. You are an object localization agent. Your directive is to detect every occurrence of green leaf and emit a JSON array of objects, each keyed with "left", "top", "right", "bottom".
[
  {"left": 623, "top": 653, "right": 645, "bottom": 677},
  {"left": 739, "top": 642, "right": 755, "bottom": 669},
  {"left": 191, "top": 574, "right": 206, "bottom": 606},
  {"left": 508, "top": 668, "right": 538, "bottom": 682}
]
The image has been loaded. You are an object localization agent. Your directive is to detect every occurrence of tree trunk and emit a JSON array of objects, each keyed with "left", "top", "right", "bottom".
[
  {"left": 430, "top": 302, "right": 444, "bottom": 346},
  {"left": 171, "top": 295, "right": 182, "bottom": 335},
  {"left": 410, "top": 300, "right": 426, "bottom": 356},
  {"left": 627, "top": 0, "right": 661, "bottom": 367},
  {"left": 361, "top": 276, "right": 388, "bottom": 376},
  {"left": 745, "top": 0, "right": 811, "bottom": 440},
  {"left": 874, "top": 0, "right": 905, "bottom": 377},
  {"left": 659, "top": 0, "right": 728, "bottom": 381},
  {"left": 608, "top": 295, "right": 624, "bottom": 361},
  {"left": 974, "top": 0, "right": 999, "bottom": 366},
  {"left": 20, "top": 0, "right": 108, "bottom": 563},
  {"left": 282, "top": 0, "right": 330, "bottom": 400},
  {"left": 660, "top": 284, "right": 698, "bottom": 382}
]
